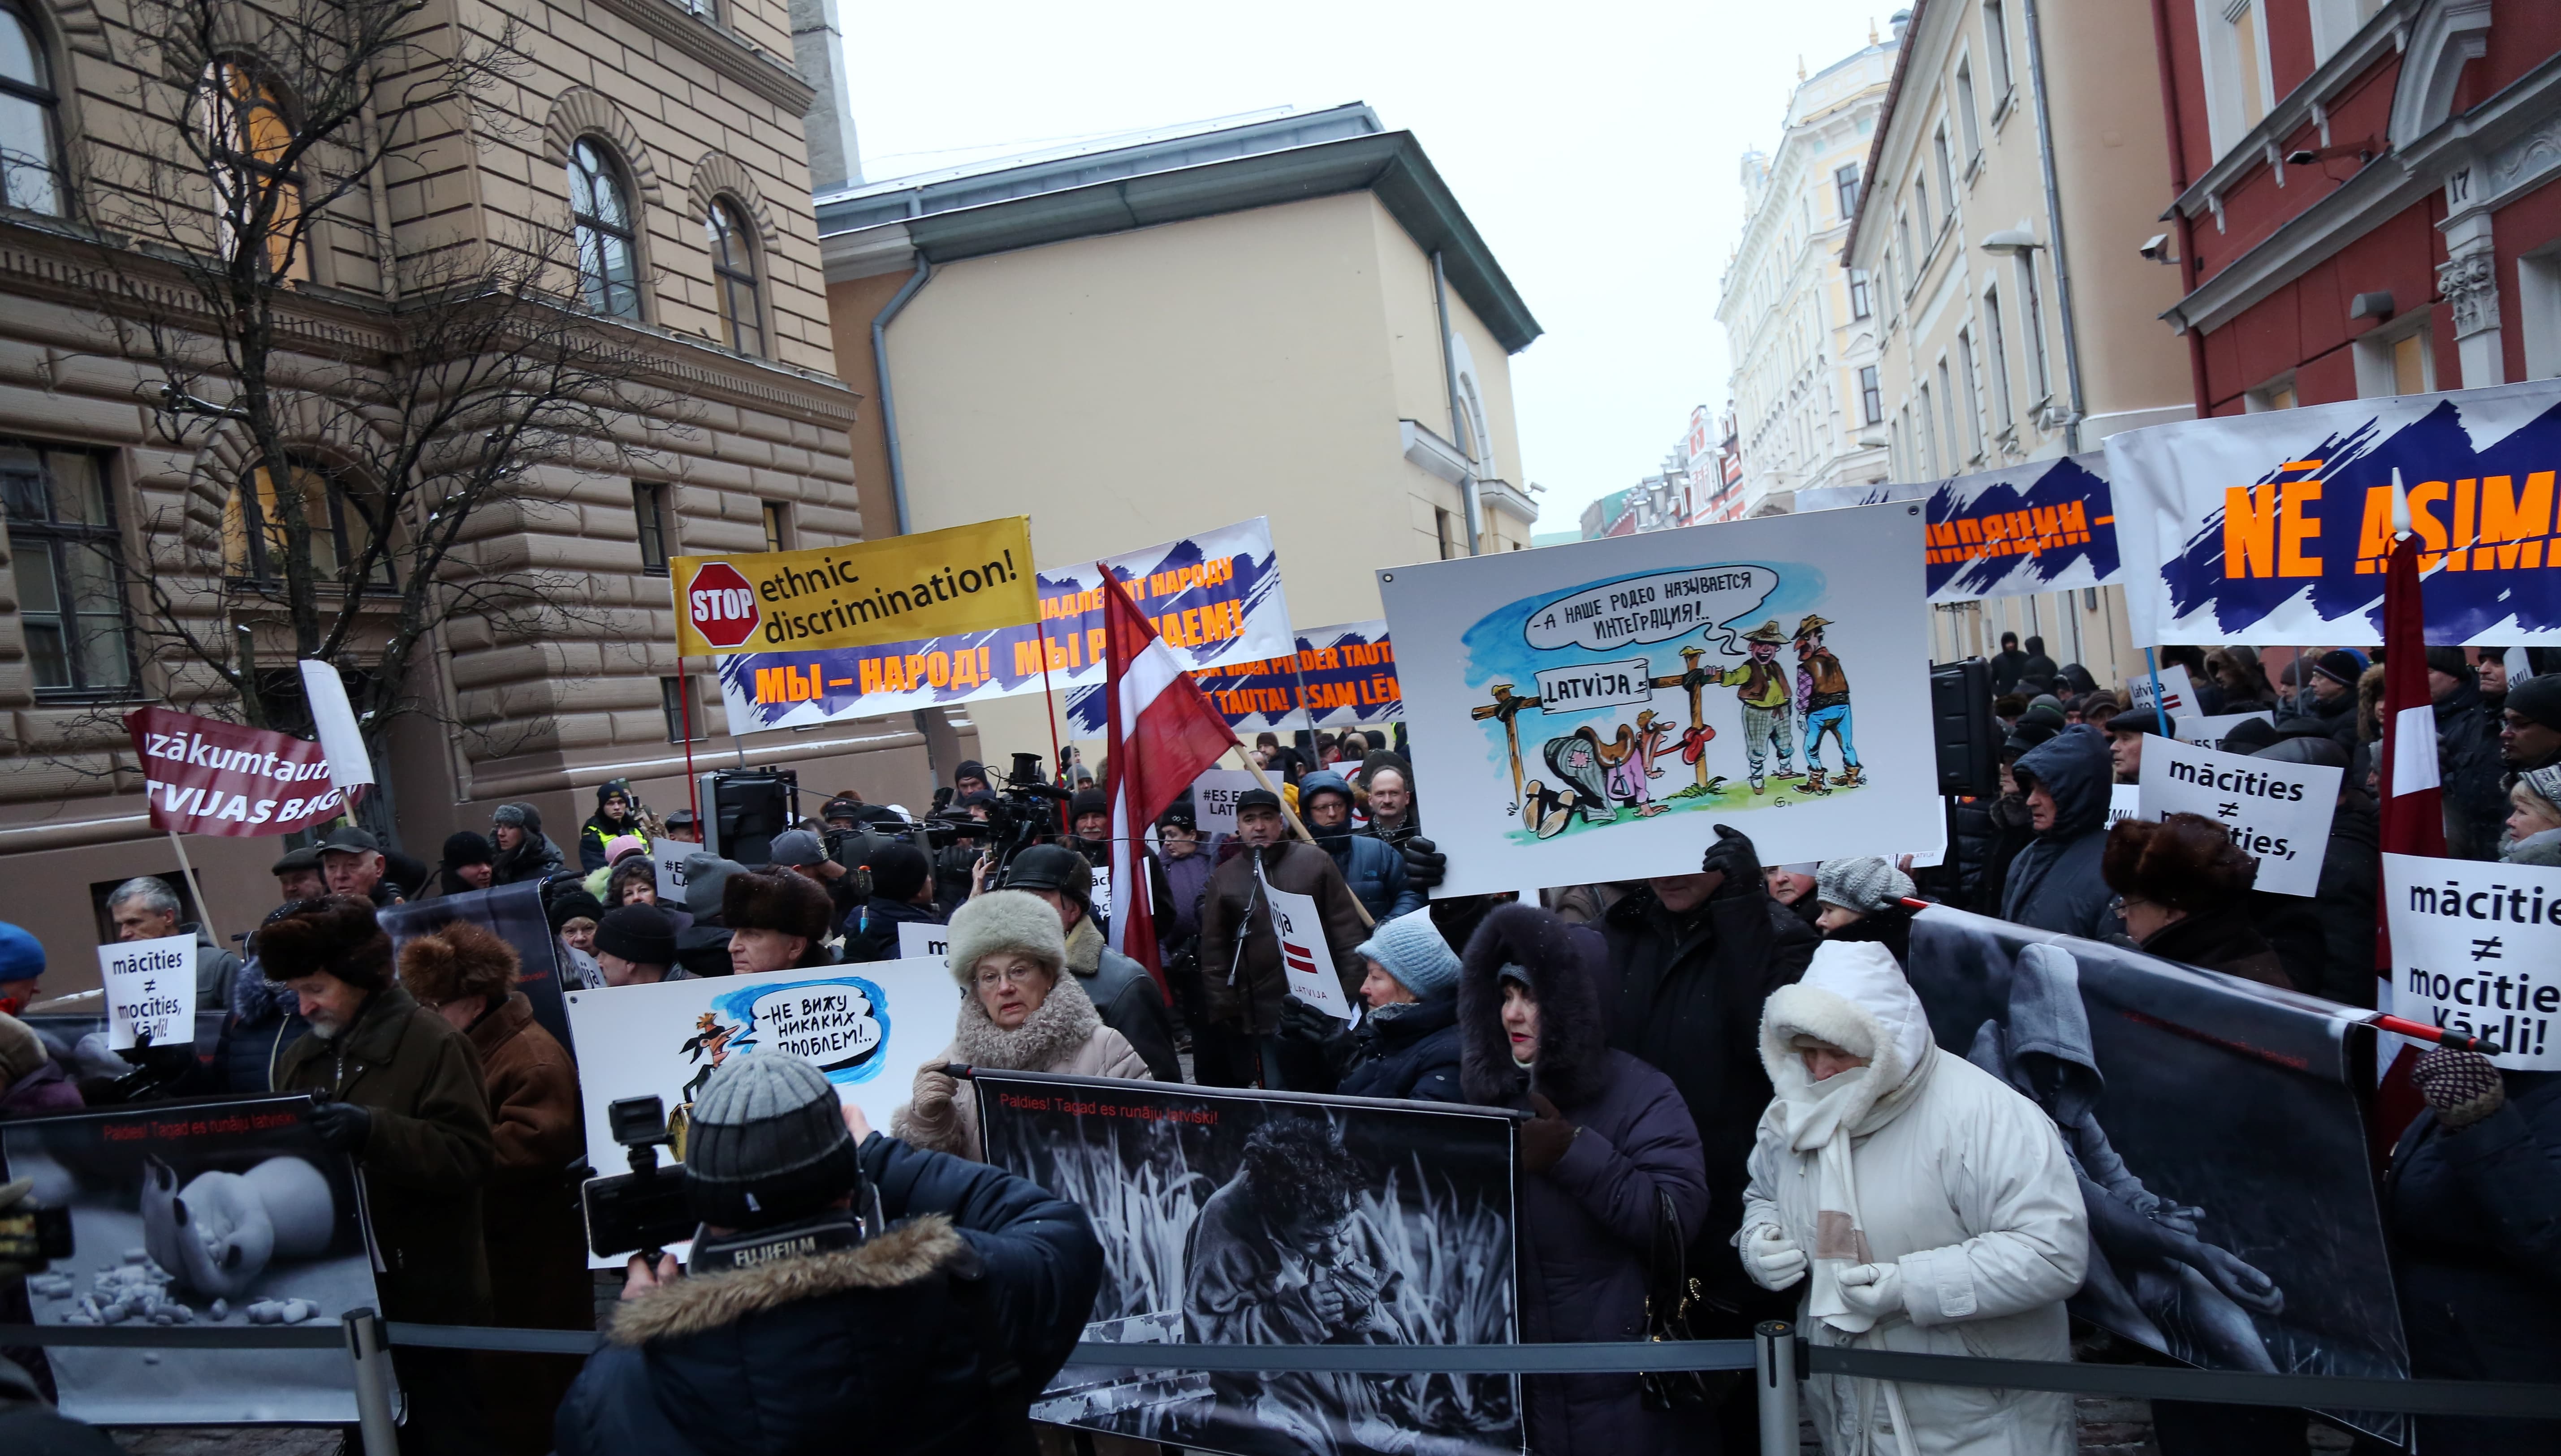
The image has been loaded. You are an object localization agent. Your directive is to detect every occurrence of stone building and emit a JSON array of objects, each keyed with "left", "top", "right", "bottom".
[{"left": 0, "top": 0, "right": 911, "bottom": 972}]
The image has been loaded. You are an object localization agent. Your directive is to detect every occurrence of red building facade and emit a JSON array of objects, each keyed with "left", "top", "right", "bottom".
[{"left": 2154, "top": 0, "right": 2561, "bottom": 414}]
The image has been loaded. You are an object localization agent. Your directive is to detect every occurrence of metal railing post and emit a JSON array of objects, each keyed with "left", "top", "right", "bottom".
[
  {"left": 1755, "top": 1319, "right": 1800, "bottom": 1456},
  {"left": 342, "top": 1307, "right": 401, "bottom": 1456}
]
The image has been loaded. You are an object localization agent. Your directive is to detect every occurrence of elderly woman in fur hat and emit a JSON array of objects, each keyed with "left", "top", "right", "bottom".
[
  {"left": 2101, "top": 813, "right": 2291, "bottom": 988},
  {"left": 894, "top": 889, "right": 1150, "bottom": 1160},
  {"left": 1741, "top": 941, "right": 2087, "bottom": 1456},
  {"left": 1457, "top": 903, "right": 1710, "bottom": 1456}
]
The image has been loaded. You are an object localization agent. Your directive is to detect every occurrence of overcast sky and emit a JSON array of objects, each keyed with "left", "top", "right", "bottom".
[{"left": 845, "top": 0, "right": 1893, "bottom": 533}]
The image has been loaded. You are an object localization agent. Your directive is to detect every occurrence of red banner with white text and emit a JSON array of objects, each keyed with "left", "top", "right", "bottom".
[{"left": 124, "top": 707, "right": 346, "bottom": 837}]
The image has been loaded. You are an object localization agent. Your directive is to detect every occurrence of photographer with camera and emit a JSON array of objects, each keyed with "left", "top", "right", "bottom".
[{"left": 557, "top": 1054, "right": 1102, "bottom": 1456}]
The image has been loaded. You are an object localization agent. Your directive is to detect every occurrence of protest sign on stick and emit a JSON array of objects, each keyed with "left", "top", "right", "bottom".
[
  {"left": 2382, "top": 853, "right": 2561, "bottom": 1070},
  {"left": 895, "top": 920, "right": 950, "bottom": 961},
  {"left": 1188, "top": 767, "right": 1258, "bottom": 834},
  {"left": 2135, "top": 737, "right": 2343, "bottom": 896},
  {"left": 1258, "top": 865, "right": 1354, "bottom": 1022},
  {"left": 1381, "top": 503, "right": 1939, "bottom": 895},
  {"left": 99, "top": 934, "right": 195, "bottom": 1049},
  {"left": 123, "top": 707, "right": 346, "bottom": 838}
]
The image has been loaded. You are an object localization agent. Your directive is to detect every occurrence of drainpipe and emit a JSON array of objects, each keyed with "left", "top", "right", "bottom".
[
  {"left": 1432, "top": 250, "right": 1482, "bottom": 555},
  {"left": 2149, "top": 0, "right": 2213, "bottom": 417},
  {"left": 2021, "top": 0, "right": 2087, "bottom": 453},
  {"left": 870, "top": 257, "right": 933, "bottom": 536}
]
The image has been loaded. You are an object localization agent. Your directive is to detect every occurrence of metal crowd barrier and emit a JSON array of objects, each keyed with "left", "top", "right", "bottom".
[{"left": 9, "top": 1316, "right": 2561, "bottom": 1456}]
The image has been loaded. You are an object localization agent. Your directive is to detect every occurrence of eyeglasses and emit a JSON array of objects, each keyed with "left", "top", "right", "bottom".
[{"left": 972, "top": 964, "right": 1045, "bottom": 990}]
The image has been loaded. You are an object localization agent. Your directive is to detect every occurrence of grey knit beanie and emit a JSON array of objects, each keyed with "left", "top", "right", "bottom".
[
  {"left": 1351, "top": 909, "right": 1460, "bottom": 999},
  {"left": 681, "top": 1052, "right": 860, "bottom": 1228},
  {"left": 1814, "top": 856, "right": 1915, "bottom": 915}
]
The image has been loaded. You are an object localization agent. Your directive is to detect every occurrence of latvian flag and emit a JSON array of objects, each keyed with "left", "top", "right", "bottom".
[{"left": 1100, "top": 564, "right": 1241, "bottom": 991}]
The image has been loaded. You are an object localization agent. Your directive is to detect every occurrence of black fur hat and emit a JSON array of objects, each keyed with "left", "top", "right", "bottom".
[
  {"left": 258, "top": 895, "right": 393, "bottom": 990},
  {"left": 2101, "top": 813, "right": 2256, "bottom": 912},
  {"left": 721, "top": 866, "right": 834, "bottom": 942},
  {"left": 1457, "top": 903, "right": 1611, "bottom": 1107}
]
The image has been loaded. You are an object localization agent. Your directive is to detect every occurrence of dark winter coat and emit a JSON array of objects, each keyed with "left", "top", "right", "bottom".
[
  {"left": 0, "top": 1357, "right": 122, "bottom": 1456},
  {"left": 273, "top": 984, "right": 495, "bottom": 1324},
  {"left": 214, "top": 951, "right": 308, "bottom": 1094},
  {"left": 1197, "top": 840, "right": 1368, "bottom": 1036},
  {"left": 2436, "top": 681, "right": 2508, "bottom": 862},
  {"left": 2001, "top": 727, "right": 2122, "bottom": 941},
  {"left": 1157, "top": 844, "right": 1217, "bottom": 943},
  {"left": 1599, "top": 879, "right": 1817, "bottom": 1286},
  {"left": 2128, "top": 903, "right": 2291, "bottom": 988},
  {"left": 1301, "top": 771, "right": 1424, "bottom": 923},
  {"left": 466, "top": 992, "right": 589, "bottom": 1332},
  {"left": 2254, "top": 791, "right": 2379, "bottom": 1008},
  {"left": 1334, "top": 992, "right": 1464, "bottom": 1103},
  {"left": 2388, "top": 1070, "right": 2561, "bottom": 1449},
  {"left": 554, "top": 1134, "right": 1102, "bottom": 1456},
  {"left": 184, "top": 923, "right": 242, "bottom": 1013},
  {"left": 1460, "top": 905, "right": 1711, "bottom": 1456},
  {"left": 1064, "top": 916, "right": 1180, "bottom": 1083},
  {"left": 845, "top": 896, "right": 942, "bottom": 963},
  {"left": 2304, "top": 688, "right": 2360, "bottom": 752},
  {"left": 1991, "top": 647, "right": 2030, "bottom": 695},
  {"left": 492, "top": 811, "right": 568, "bottom": 886}
]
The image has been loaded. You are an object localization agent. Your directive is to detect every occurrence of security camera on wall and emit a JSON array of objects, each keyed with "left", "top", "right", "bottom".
[{"left": 2138, "top": 234, "right": 2178, "bottom": 264}]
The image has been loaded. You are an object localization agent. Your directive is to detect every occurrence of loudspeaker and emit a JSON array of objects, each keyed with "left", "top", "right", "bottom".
[
  {"left": 1930, "top": 659, "right": 1997, "bottom": 799},
  {"left": 696, "top": 768, "right": 799, "bottom": 866}
]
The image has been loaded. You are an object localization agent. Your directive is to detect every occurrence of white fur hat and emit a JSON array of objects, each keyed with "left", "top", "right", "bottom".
[{"left": 943, "top": 888, "right": 1067, "bottom": 986}]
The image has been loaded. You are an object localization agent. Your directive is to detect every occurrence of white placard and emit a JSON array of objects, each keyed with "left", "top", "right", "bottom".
[
  {"left": 1190, "top": 769, "right": 1258, "bottom": 834},
  {"left": 1089, "top": 865, "right": 1111, "bottom": 909},
  {"left": 564, "top": 957, "right": 960, "bottom": 1264},
  {"left": 653, "top": 841, "right": 696, "bottom": 906},
  {"left": 1260, "top": 869, "right": 1355, "bottom": 1023},
  {"left": 2135, "top": 737, "right": 2342, "bottom": 896},
  {"left": 2109, "top": 784, "right": 2140, "bottom": 827},
  {"left": 896, "top": 920, "right": 951, "bottom": 961},
  {"left": 2382, "top": 853, "right": 2561, "bottom": 1069},
  {"left": 297, "top": 658, "right": 375, "bottom": 792},
  {"left": 2180, "top": 711, "right": 2274, "bottom": 748},
  {"left": 98, "top": 934, "right": 194, "bottom": 1051},
  {"left": 2125, "top": 663, "right": 2198, "bottom": 719},
  {"left": 1379, "top": 504, "right": 1940, "bottom": 895}
]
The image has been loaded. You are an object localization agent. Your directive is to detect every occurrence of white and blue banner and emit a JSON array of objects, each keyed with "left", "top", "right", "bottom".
[
  {"left": 1074, "top": 618, "right": 1402, "bottom": 735},
  {"left": 2108, "top": 377, "right": 2561, "bottom": 646},
  {"left": 1798, "top": 452, "right": 2118, "bottom": 603}
]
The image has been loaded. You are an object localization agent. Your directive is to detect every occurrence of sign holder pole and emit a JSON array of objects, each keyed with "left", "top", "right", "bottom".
[
  {"left": 1234, "top": 752, "right": 1373, "bottom": 930},
  {"left": 1035, "top": 620, "right": 1067, "bottom": 787},
  {"left": 677, "top": 661, "right": 701, "bottom": 827},
  {"left": 2144, "top": 648, "right": 2168, "bottom": 725},
  {"left": 166, "top": 829, "right": 220, "bottom": 948}
]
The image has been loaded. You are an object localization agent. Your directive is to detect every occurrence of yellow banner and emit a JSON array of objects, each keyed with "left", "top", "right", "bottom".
[{"left": 670, "top": 517, "right": 1038, "bottom": 656}]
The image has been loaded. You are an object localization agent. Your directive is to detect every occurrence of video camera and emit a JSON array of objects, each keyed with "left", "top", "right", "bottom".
[
  {"left": 0, "top": 1192, "right": 73, "bottom": 1272},
  {"left": 921, "top": 751, "right": 1067, "bottom": 882}
]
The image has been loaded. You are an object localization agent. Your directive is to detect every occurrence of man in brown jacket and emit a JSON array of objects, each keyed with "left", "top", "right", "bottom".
[
  {"left": 259, "top": 896, "right": 496, "bottom": 1455},
  {"left": 1196, "top": 789, "right": 1367, "bottom": 1089}
]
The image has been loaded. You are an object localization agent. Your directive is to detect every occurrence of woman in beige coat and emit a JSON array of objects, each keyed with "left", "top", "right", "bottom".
[{"left": 894, "top": 887, "right": 1150, "bottom": 1159}]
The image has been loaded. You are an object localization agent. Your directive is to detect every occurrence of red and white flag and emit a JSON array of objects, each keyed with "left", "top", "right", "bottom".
[
  {"left": 2374, "top": 470, "right": 2446, "bottom": 1150},
  {"left": 1099, "top": 566, "right": 1240, "bottom": 990}
]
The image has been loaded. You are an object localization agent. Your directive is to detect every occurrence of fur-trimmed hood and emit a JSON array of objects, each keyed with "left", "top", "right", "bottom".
[
  {"left": 950, "top": 965, "right": 1101, "bottom": 1071},
  {"left": 609, "top": 1214, "right": 964, "bottom": 1345},
  {"left": 1457, "top": 903, "right": 1611, "bottom": 1107},
  {"left": 1757, "top": 940, "right": 1936, "bottom": 1130}
]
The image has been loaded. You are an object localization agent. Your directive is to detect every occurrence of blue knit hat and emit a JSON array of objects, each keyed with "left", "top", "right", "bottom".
[
  {"left": 0, "top": 922, "right": 42, "bottom": 983},
  {"left": 1352, "top": 909, "right": 1460, "bottom": 999}
]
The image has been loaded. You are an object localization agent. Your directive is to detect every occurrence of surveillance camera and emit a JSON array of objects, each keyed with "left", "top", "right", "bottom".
[
  {"left": 2286, "top": 149, "right": 2318, "bottom": 167},
  {"left": 2138, "top": 234, "right": 2177, "bottom": 264}
]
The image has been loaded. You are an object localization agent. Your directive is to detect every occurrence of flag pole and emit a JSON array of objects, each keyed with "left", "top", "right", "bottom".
[
  {"left": 678, "top": 660, "right": 700, "bottom": 827},
  {"left": 166, "top": 830, "right": 220, "bottom": 948},
  {"left": 1233, "top": 751, "right": 1373, "bottom": 930}
]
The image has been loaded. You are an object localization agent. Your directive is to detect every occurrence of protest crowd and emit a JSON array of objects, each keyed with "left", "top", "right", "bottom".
[{"left": 0, "top": 617, "right": 2555, "bottom": 1456}]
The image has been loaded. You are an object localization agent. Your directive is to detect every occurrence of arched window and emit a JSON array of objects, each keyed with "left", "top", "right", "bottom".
[
  {"left": 569, "top": 139, "right": 640, "bottom": 318},
  {"left": 202, "top": 59, "right": 302, "bottom": 277},
  {"left": 0, "top": 0, "right": 63, "bottom": 215},
  {"left": 222, "top": 459, "right": 392, "bottom": 587},
  {"left": 705, "top": 198, "right": 761, "bottom": 356}
]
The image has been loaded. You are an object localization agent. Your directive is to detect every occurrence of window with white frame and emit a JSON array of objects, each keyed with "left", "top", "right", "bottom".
[
  {"left": 1982, "top": 0, "right": 2013, "bottom": 102},
  {"left": 1955, "top": 60, "right": 1982, "bottom": 163},
  {"left": 2017, "top": 255, "right": 2052, "bottom": 400},
  {"left": 2520, "top": 248, "right": 2561, "bottom": 380},
  {"left": 2354, "top": 315, "right": 2436, "bottom": 399},
  {"left": 1917, "top": 381, "right": 1939, "bottom": 475},
  {"left": 1982, "top": 288, "right": 2014, "bottom": 429},
  {"left": 1930, "top": 125, "right": 1955, "bottom": 222},
  {"left": 1850, "top": 268, "right": 1872, "bottom": 320},
  {"left": 1938, "top": 357, "right": 1965, "bottom": 465},
  {"left": 2196, "top": 0, "right": 2277, "bottom": 157},
  {"left": 2306, "top": 0, "right": 2383, "bottom": 66},
  {"left": 1955, "top": 331, "right": 1986, "bottom": 459},
  {"left": 1860, "top": 365, "right": 1883, "bottom": 426},
  {"left": 1835, "top": 163, "right": 1861, "bottom": 221}
]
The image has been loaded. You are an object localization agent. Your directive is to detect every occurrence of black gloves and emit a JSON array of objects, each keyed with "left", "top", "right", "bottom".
[
  {"left": 2411, "top": 1047, "right": 2506, "bottom": 1129},
  {"left": 1520, "top": 1092, "right": 1579, "bottom": 1174},
  {"left": 1401, "top": 837, "right": 1447, "bottom": 891},
  {"left": 308, "top": 1098, "right": 373, "bottom": 1154},
  {"left": 1698, "top": 824, "right": 1761, "bottom": 900}
]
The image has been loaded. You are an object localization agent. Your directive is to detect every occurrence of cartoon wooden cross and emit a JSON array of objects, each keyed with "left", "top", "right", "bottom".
[
  {"left": 1646, "top": 645, "right": 1716, "bottom": 788},
  {"left": 1470, "top": 681, "right": 1542, "bottom": 809}
]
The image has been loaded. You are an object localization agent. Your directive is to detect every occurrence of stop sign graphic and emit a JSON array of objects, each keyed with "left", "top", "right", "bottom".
[{"left": 686, "top": 562, "right": 763, "bottom": 648}]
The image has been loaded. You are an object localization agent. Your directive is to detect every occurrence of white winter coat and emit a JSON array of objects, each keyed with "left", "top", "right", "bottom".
[{"left": 1741, "top": 942, "right": 2089, "bottom": 1456}]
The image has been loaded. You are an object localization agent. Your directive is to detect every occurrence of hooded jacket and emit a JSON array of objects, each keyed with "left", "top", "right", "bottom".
[
  {"left": 2000, "top": 727, "right": 2120, "bottom": 942},
  {"left": 1598, "top": 879, "right": 1818, "bottom": 1287},
  {"left": 491, "top": 805, "right": 567, "bottom": 886},
  {"left": 1196, "top": 840, "right": 1369, "bottom": 1036},
  {"left": 1299, "top": 771, "right": 1424, "bottom": 923},
  {"left": 1458, "top": 905, "right": 1711, "bottom": 1456},
  {"left": 1749, "top": 943, "right": 2087, "bottom": 1456},
  {"left": 554, "top": 1135, "right": 1102, "bottom": 1456},
  {"left": 273, "top": 983, "right": 495, "bottom": 1324}
]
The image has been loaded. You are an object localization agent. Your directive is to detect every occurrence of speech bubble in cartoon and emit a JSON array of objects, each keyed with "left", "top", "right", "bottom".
[
  {"left": 708, "top": 975, "right": 891, "bottom": 1082},
  {"left": 1523, "top": 564, "right": 1779, "bottom": 655}
]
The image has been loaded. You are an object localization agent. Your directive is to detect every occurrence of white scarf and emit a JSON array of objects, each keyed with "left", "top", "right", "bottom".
[{"left": 1769, "top": 1047, "right": 1936, "bottom": 1334}]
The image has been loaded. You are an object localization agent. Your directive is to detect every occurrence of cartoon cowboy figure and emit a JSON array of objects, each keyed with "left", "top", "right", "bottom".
[
  {"left": 1715, "top": 619, "right": 1796, "bottom": 793},
  {"left": 1794, "top": 612, "right": 1861, "bottom": 795}
]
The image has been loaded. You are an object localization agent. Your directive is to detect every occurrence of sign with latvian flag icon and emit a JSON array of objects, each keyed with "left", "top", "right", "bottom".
[{"left": 1257, "top": 866, "right": 1354, "bottom": 1022}]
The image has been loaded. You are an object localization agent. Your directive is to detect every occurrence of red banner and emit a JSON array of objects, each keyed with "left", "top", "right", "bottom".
[{"left": 124, "top": 707, "right": 345, "bottom": 837}]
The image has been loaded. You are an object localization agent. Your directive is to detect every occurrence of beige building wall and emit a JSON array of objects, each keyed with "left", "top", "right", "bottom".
[
  {"left": 1844, "top": 0, "right": 2193, "bottom": 687},
  {"left": 0, "top": 0, "right": 929, "bottom": 986},
  {"left": 855, "top": 190, "right": 1525, "bottom": 762}
]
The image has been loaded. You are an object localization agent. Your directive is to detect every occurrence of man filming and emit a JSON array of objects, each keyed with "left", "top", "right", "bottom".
[{"left": 555, "top": 1053, "right": 1102, "bottom": 1456}]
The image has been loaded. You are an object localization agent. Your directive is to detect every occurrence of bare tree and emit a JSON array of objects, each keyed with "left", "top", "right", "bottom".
[{"left": 67, "top": 0, "right": 681, "bottom": 769}]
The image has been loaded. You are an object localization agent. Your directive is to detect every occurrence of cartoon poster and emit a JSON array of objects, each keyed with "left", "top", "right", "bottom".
[
  {"left": 561, "top": 957, "right": 957, "bottom": 1265},
  {"left": 979, "top": 1070, "right": 1520, "bottom": 1456},
  {"left": 1798, "top": 453, "right": 2120, "bottom": 602},
  {"left": 2, "top": 1095, "right": 380, "bottom": 1426},
  {"left": 2107, "top": 377, "right": 2561, "bottom": 645},
  {"left": 1378, "top": 504, "right": 1940, "bottom": 895}
]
